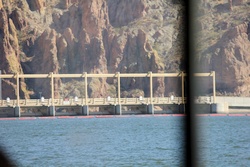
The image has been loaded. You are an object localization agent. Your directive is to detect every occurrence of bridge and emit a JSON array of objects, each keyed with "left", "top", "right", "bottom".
[{"left": 0, "top": 71, "right": 216, "bottom": 117}]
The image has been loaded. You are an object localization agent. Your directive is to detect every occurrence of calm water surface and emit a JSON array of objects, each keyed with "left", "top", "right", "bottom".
[
  {"left": 197, "top": 116, "right": 250, "bottom": 167},
  {"left": 0, "top": 116, "right": 185, "bottom": 167}
]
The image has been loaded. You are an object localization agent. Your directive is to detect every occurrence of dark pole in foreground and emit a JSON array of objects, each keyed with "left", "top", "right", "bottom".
[{"left": 0, "top": 70, "right": 1, "bottom": 100}]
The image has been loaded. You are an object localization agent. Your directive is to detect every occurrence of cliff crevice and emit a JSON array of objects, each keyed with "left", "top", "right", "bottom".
[{"left": 0, "top": 0, "right": 185, "bottom": 99}]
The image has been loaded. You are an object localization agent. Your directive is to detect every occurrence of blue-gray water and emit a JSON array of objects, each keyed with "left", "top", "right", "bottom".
[
  {"left": 197, "top": 116, "right": 250, "bottom": 166},
  {"left": 0, "top": 116, "right": 185, "bottom": 166}
]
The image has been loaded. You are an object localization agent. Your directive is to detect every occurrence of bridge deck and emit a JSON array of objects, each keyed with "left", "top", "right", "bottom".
[{"left": 0, "top": 97, "right": 185, "bottom": 108}]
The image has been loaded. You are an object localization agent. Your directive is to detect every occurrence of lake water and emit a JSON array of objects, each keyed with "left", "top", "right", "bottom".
[
  {"left": 197, "top": 116, "right": 250, "bottom": 167},
  {"left": 2, "top": 115, "right": 249, "bottom": 166},
  {"left": 0, "top": 116, "right": 185, "bottom": 167}
]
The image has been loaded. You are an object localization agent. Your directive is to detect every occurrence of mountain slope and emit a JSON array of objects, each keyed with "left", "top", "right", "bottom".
[
  {"left": 0, "top": 0, "right": 185, "bottom": 99},
  {"left": 196, "top": 0, "right": 250, "bottom": 96}
]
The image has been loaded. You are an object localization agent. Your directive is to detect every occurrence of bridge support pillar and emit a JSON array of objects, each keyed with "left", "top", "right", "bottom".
[
  {"left": 48, "top": 106, "right": 55, "bottom": 116},
  {"left": 148, "top": 104, "right": 154, "bottom": 114},
  {"left": 14, "top": 106, "right": 20, "bottom": 117},
  {"left": 211, "top": 103, "right": 228, "bottom": 113},
  {"left": 82, "top": 105, "right": 89, "bottom": 116},
  {"left": 115, "top": 105, "right": 122, "bottom": 115}
]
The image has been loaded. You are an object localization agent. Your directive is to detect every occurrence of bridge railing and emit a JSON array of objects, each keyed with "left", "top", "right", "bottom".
[
  {"left": 194, "top": 96, "right": 213, "bottom": 104},
  {"left": 0, "top": 97, "right": 186, "bottom": 107}
]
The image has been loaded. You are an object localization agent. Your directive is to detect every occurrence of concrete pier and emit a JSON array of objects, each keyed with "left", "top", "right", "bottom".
[
  {"left": 48, "top": 106, "right": 55, "bottom": 116},
  {"left": 82, "top": 106, "right": 89, "bottom": 115},
  {"left": 211, "top": 103, "right": 229, "bottom": 113},
  {"left": 14, "top": 106, "right": 20, "bottom": 117},
  {"left": 148, "top": 104, "right": 154, "bottom": 114},
  {"left": 115, "top": 105, "right": 122, "bottom": 115},
  {"left": 194, "top": 103, "right": 229, "bottom": 114}
]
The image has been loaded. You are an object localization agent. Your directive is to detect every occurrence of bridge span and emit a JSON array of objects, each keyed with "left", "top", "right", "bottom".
[
  {"left": 0, "top": 96, "right": 186, "bottom": 117},
  {"left": 0, "top": 71, "right": 217, "bottom": 117}
]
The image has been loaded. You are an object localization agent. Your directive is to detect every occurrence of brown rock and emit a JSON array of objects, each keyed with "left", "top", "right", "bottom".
[
  {"left": 10, "top": 8, "right": 27, "bottom": 30},
  {"left": 0, "top": 10, "right": 20, "bottom": 74},
  {"left": 58, "top": 0, "right": 79, "bottom": 9},
  {"left": 107, "top": 0, "right": 146, "bottom": 27},
  {"left": 112, "top": 29, "right": 166, "bottom": 96},
  {"left": 228, "top": 0, "right": 233, "bottom": 10},
  {"left": 31, "top": 28, "right": 61, "bottom": 98},
  {"left": 33, "top": 28, "right": 59, "bottom": 74},
  {"left": 71, "top": 0, "right": 79, "bottom": 4},
  {"left": 0, "top": 9, "right": 31, "bottom": 99},
  {"left": 216, "top": 21, "right": 228, "bottom": 30},
  {"left": 26, "top": 0, "right": 44, "bottom": 12},
  {"left": 63, "top": 28, "right": 75, "bottom": 47},
  {"left": 0, "top": 0, "right": 185, "bottom": 99},
  {"left": 0, "top": 0, "right": 2, "bottom": 10},
  {"left": 79, "top": 0, "right": 109, "bottom": 36},
  {"left": 232, "top": 0, "right": 245, "bottom": 6},
  {"left": 62, "top": 0, "right": 70, "bottom": 9},
  {"left": 200, "top": 23, "right": 250, "bottom": 95}
]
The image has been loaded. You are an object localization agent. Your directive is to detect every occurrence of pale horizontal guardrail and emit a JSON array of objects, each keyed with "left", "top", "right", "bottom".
[
  {"left": 194, "top": 96, "right": 250, "bottom": 105},
  {"left": 0, "top": 97, "right": 186, "bottom": 107},
  {"left": 194, "top": 96, "right": 213, "bottom": 104}
]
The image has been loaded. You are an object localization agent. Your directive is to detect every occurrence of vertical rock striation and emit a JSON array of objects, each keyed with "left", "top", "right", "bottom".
[
  {"left": 0, "top": 6, "right": 30, "bottom": 98},
  {"left": 0, "top": 0, "right": 185, "bottom": 99},
  {"left": 199, "top": 23, "right": 250, "bottom": 96}
]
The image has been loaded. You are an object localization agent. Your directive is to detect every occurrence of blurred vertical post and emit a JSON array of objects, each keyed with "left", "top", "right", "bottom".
[
  {"left": 117, "top": 72, "right": 120, "bottom": 105},
  {"left": 149, "top": 71, "right": 153, "bottom": 104},
  {"left": 84, "top": 72, "right": 88, "bottom": 105},
  {"left": 212, "top": 71, "right": 216, "bottom": 103},
  {"left": 16, "top": 73, "right": 19, "bottom": 107},
  {"left": 188, "top": 0, "right": 199, "bottom": 166},
  {"left": 50, "top": 72, "right": 55, "bottom": 116},
  {"left": 0, "top": 70, "right": 1, "bottom": 100},
  {"left": 181, "top": 71, "right": 185, "bottom": 114}
]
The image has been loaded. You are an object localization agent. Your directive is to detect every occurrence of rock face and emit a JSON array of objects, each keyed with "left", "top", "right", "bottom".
[
  {"left": 0, "top": 0, "right": 185, "bottom": 99},
  {"left": 196, "top": 0, "right": 250, "bottom": 96},
  {"left": 10, "top": 8, "right": 28, "bottom": 30},
  {"left": 26, "top": 0, "right": 44, "bottom": 12},
  {"left": 0, "top": 0, "right": 2, "bottom": 9},
  {"left": 107, "top": 0, "right": 146, "bottom": 27},
  {"left": 0, "top": 7, "right": 30, "bottom": 98},
  {"left": 232, "top": 0, "right": 245, "bottom": 6},
  {"left": 200, "top": 23, "right": 250, "bottom": 96}
]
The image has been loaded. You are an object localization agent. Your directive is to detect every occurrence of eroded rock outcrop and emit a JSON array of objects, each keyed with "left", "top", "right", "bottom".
[
  {"left": 232, "top": 0, "right": 246, "bottom": 6},
  {"left": 199, "top": 23, "right": 250, "bottom": 95},
  {"left": 26, "top": 0, "right": 44, "bottom": 12},
  {"left": 10, "top": 8, "right": 27, "bottom": 30},
  {"left": 0, "top": 8, "right": 30, "bottom": 98},
  {"left": 0, "top": 0, "right": 185, "bottom": 99},
  {"left": 107, "top": 0, "right": 146, "bottom": 27},
  {"left": 0, "top": 0, "right": 3, "bottom": 10}
]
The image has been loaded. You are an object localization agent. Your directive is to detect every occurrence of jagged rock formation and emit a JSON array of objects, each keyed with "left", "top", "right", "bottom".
[
  {"left": 0, "top": 0, "right": 185, "bottom": 99},
  {"left": 107, "top": 0, "right": 146, "bottom": 27},
  {"left": 0, "top": 0, "right": 2, "bottom": 9},
  {"left": 26, "top": 0, "right": 45, "bottom": 12},
  {"left": 0, "top": 2, "right": 30, "bottom": 99},
  {"left": 199, "top": 23, "right": 250, "bottom": 95},
  {"left": 196, "top": 0, "right": 250, "bottom": 96}
]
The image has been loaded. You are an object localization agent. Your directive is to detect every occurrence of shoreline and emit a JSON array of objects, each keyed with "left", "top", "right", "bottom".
[{"left": 0, "top": 114, "right": 184, "bottom": 120}]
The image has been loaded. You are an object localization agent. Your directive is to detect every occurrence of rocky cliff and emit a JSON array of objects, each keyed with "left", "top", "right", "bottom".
[
  {"left": 0, "top": 0, "right": 185, "bottom": 99},
  {"left": 195, "top": 0, "right": 250, "bottom": 96}
]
